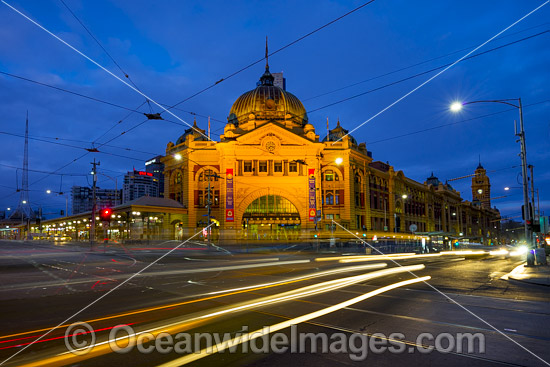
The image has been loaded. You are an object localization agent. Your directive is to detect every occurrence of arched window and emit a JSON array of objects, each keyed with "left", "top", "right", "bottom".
[
  {"left": 244, "top": 195, "right": 299, "bottom": 216},
  {"left": 326, "top": 193, "right": 334, "bottom": 205}
]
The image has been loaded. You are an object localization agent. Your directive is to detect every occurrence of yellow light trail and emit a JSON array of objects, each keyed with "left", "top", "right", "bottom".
[
  {"left": 316, "top": 252, "right": 419, "bottom": 262},
  {"left": 317, "top": 249, "right": 502, "bottom": 263},
  {"left": 440, "top": 250, "right": 487, "bottom": 255},
  {"left": 157, "top": 276, "right": 432, "bottom": 366},
  {"left": 14, "top": 265, "right": 423, "bottom": 367},
  {"left": 339, "top": 253, "right": 442, "bottom": 263}
]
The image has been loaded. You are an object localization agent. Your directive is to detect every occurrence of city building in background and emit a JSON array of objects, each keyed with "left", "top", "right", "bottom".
[
  {"left": 272, "top": 72, "right": 286, "bottom": 90},
  {"left": 122, "top": 170, "right": 160, "bottom": 203},
  {"left": 161, "top": 62, "right": 501, "bottom": 244},
  {"left": 71, "top": 186, "right": 121, "bottom": 214},
  {"left": 145, "top": 156, "right": 165, "bottom": 198}
]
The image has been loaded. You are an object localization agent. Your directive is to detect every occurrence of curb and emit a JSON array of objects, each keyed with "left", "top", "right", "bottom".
[{"left": 506, "top": 276, "right": 550, "bottom": 287}]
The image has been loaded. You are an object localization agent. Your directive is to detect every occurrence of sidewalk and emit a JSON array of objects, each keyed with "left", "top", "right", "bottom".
[{"left": 504, "top": 262, "right": 550, "bottom": 286}]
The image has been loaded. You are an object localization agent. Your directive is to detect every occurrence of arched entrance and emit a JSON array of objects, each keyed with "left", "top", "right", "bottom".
[{"left": 242, "top": 195, "right": 301, "bottom": 240}]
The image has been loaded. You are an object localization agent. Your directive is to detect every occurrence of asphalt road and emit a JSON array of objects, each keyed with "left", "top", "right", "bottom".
[{"left": 0, "top": 240, "right": 548, "bottom": 367}]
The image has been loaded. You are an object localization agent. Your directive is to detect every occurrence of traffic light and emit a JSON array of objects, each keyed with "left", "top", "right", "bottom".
[{"left": 99, "top": 208, "right": 113, "bottom": 222}]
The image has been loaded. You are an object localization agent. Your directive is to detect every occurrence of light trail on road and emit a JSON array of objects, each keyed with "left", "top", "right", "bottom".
[
  {"left": 157, "top": 276, "right": 432, "bottom": 366},
  {"left": 10, "top": 265, "right": 425, "bottom": 367}
]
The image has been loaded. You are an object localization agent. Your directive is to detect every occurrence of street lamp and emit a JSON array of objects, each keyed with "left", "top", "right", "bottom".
[
  {"left": 402, "top": 194, "right": 408, "bottom": 199},
  {"left": 335, "top": 157, "right": 343, "bottom": 165},
  {"left": 450, "top": 98, "right": 533, "bottom": 254},
  {"left": 174, "top": 153, "right": 182, "bottom": 161}
]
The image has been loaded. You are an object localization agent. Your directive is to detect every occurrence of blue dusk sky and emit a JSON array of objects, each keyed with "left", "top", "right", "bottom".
[{"left": 0, "top": 0, "right": 549, "bottom": 219}]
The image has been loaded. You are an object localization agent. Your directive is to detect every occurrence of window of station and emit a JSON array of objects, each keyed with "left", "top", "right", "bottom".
[
  {"left": 244, "top": 161, "right": 253, "bottom": 173},
  {"left": 289, "top": 162, "right": 298, "bottom": 172},
  {"left": 259, "top": 161, "right": 268, "bottom": 172},
  {"left": 244, "top": 195, "right": 298, "bottom": 215},
  {"left": 326, "top": 193, "right": 334, "bottom": 205},
  {"left": 274, "top": 161, "right": 283, "bottom": 172}
]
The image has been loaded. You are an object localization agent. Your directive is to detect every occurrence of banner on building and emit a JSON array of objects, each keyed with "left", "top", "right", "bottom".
[
  {"left": 225, "top": 168, "right": 234, "bottom": 221},
  {"left": 308, "top": 168, "right": 316, "bottom": 221}
]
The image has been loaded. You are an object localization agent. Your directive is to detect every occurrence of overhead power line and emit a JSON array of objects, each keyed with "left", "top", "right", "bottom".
[
  {"left": 366, "top": 99, "right": 549, "bottom": 145},
  {"left": 307, "top": 29, "right": 550, "bottom": 114},
  {"left": 0, "top": 162, "right": 86, "bottom": 176},
  {"left": 303, "top": 22, "right": 550, "bottom": 102},
  {"left": 162, "top": 0, "right": 377, "bottom": 113},
  {"left": 0, "top": 0, "right": 378, "bottom": 188},
  {"left": 0, "top": 70, "right": 141, "bottom": 112}
]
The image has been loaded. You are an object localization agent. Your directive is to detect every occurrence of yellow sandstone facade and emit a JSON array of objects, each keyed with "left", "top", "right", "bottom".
[{"left": 161, "top": 63, "right": 500, "bottom": 244}]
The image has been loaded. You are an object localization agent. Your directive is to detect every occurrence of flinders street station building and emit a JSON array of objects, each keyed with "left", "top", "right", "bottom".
[{"left": 161, "top": 62, "right": 501, "bottom": 245}]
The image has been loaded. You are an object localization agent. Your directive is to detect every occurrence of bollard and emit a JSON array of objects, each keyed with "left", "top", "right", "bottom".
[{"left": 526, "top": 250, "right": 535, "bottom": 266}]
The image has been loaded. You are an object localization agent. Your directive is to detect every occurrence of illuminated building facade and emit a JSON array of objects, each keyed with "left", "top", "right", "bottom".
[{"left": 162, "top": 61, "right": 501, "bottom": 243}]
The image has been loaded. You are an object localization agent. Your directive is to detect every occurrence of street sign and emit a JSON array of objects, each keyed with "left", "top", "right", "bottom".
[{"left": 409, "top": 224, "right": 417, "bottom": 232}]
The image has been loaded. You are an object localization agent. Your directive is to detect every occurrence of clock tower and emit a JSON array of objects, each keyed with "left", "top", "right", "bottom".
[{"left": 472, "top": 163, "right": 491, "bottom": 209}]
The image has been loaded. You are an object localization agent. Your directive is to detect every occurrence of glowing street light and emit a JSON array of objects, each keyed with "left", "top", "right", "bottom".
[
  {"left": 335, "top": 157, "right": 343, "bottom": 165},
  {"left": 450, "top": 101, "right": 463, "bottom": 112},
  {"left": 402, "top": 194, "right": 408, "bottom": 199},
  {"left": 174, "top": 153, "right": 182, "bottom": 160},
  {"left": 22, "top": 200, "right": 27, "bottom": 204},
  {"left": 46, "top": 189, "right": 52, "bottom": 194}
]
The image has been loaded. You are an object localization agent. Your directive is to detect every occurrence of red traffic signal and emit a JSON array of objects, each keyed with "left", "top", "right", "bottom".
[{"left": 99, "top": 208, "right": 113, "bottom": 221}]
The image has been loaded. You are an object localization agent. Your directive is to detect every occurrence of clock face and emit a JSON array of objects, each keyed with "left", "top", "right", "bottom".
[{"left": 477, "top": 189, "right": 483, "bottom": 194}]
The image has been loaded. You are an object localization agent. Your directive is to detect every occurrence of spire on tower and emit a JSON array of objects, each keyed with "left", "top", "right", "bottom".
[
  {"left": 259, "top": 36, "right": 274, "bottom": 86},
  {"left": 265, "top": 36, "right": 269, "bottom": 71}
]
